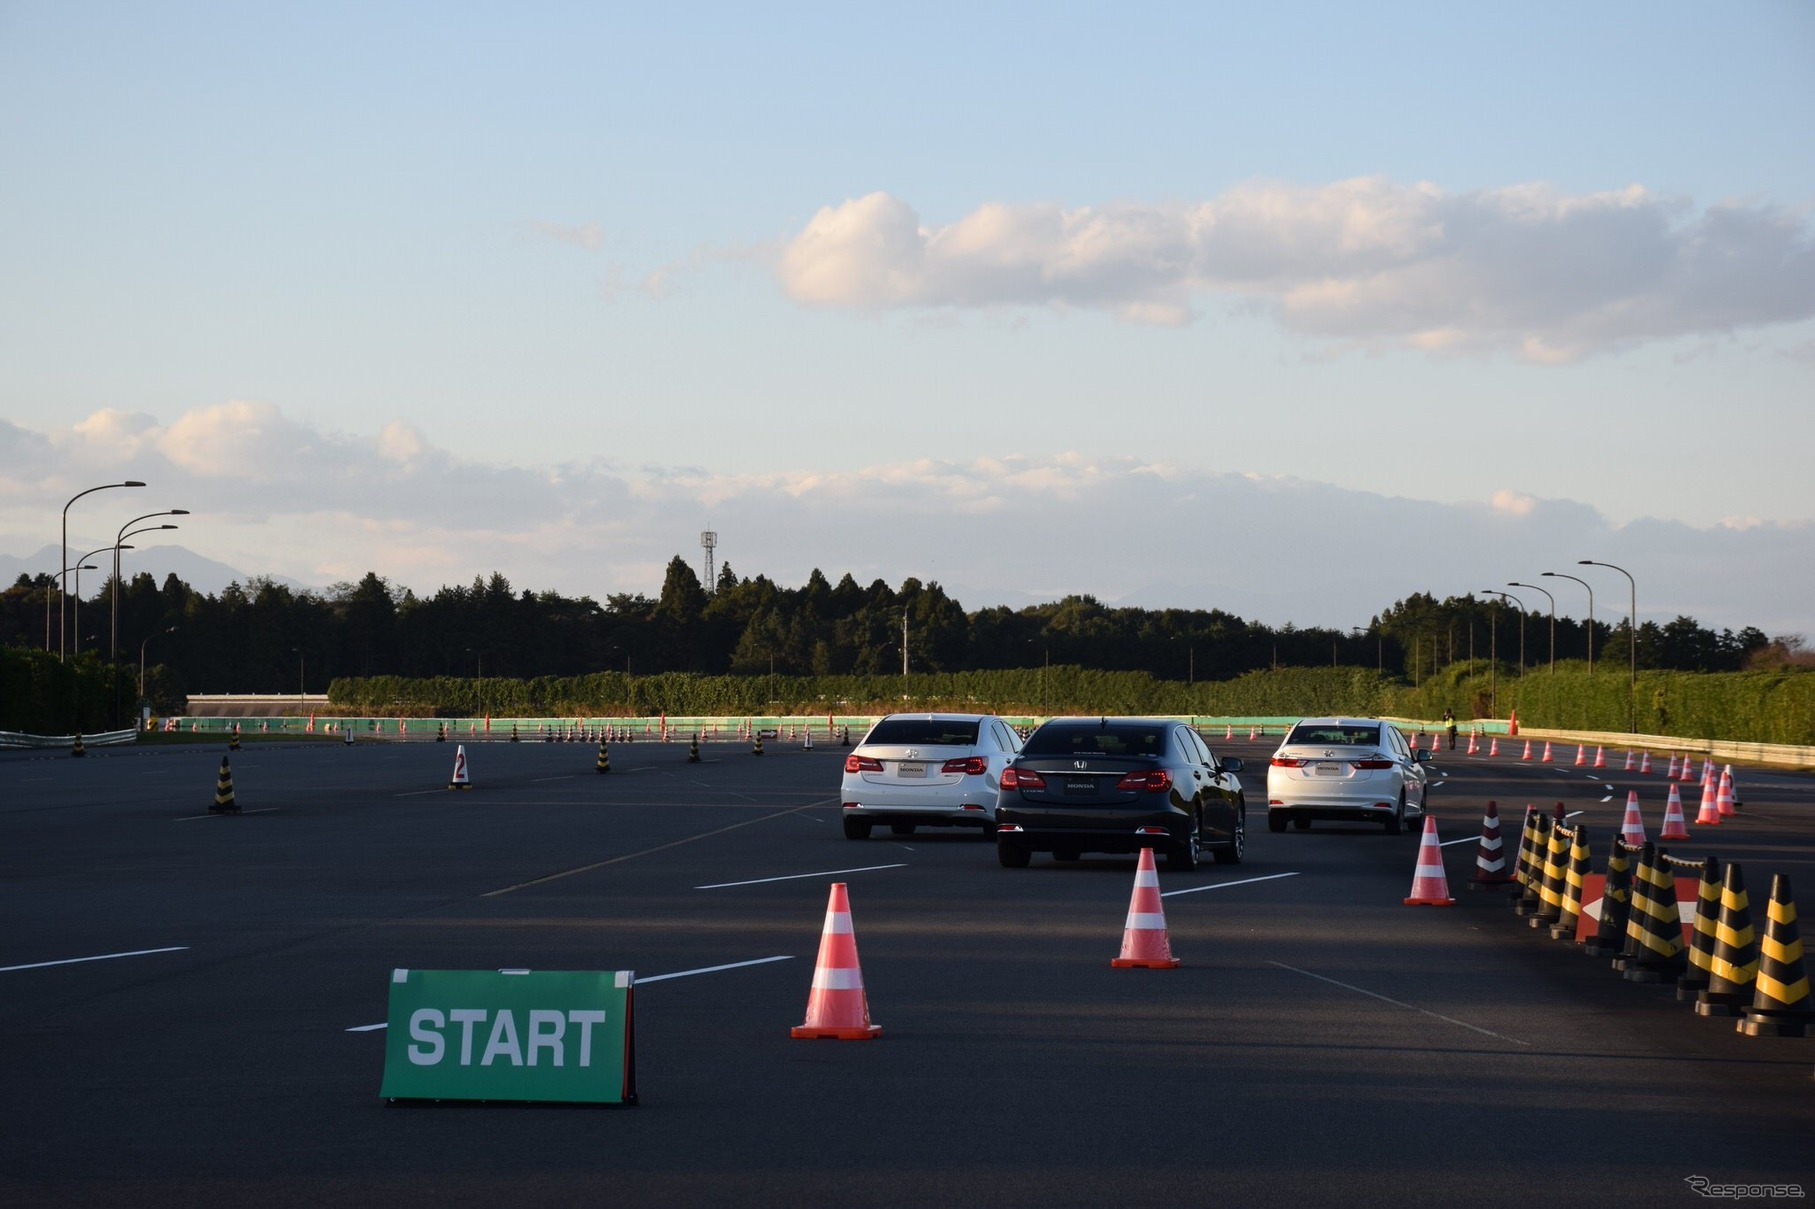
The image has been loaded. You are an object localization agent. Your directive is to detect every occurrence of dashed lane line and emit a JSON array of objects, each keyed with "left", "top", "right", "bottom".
[
  {"left": 1268, "top": 960, "right": 1531, "bottom": 1047},
  {"left": 2, "top": 946, "right": 189, "bottom": 973},
  {"left": 1161, "top": 871, "right": 1300, "bottom": 897},
  {"left": 344, "top": 955, "right": 797, "bottom": 1030},
  {"left": 696, "top": 863, "right": 907, "bottom": 890}
]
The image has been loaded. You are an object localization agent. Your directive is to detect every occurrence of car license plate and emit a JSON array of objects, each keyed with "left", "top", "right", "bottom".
[
  {"left": 1065, "top": 778, "right": 1095, "bottom": 794},
  {"left": 896, "top": 761, "right": 926, "bottom": 778},
  {"left": 1314, "top": 761, "right": 1344, "bottom": 776}
]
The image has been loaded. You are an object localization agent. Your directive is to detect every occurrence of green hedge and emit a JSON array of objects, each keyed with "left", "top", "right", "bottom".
[{"left": 0, "top": 647, "right": 114, "bottom": 733}]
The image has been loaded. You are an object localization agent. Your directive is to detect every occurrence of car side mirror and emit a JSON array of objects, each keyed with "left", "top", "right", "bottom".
[
  {"left": 1415, "top": 750, "right": 1432, "bottom": 763},
  {"left": 1220, "top": 756, "right": 1244, "bottom": 773}
]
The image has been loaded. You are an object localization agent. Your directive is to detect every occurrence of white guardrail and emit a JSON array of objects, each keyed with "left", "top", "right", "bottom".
[
  {"left": 0, "top": 727, "right": 138, "bottom": 750},
  {"left": 1388, "top": 718, "right": 1815, "bottom": 772}
]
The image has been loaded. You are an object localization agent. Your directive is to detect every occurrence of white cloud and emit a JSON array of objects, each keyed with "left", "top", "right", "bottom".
[
  {"left": 773, "top": 180, "right": 1815, "bottom": 360},
  {"left": 2, "top": 404, "right": 1808, "bottom": 637},
  {"left": 529, "top": 220, "right": 602, "bottom": 252}
]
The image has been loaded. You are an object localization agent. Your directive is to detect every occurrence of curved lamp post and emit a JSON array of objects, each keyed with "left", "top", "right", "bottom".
[
  {"left": 1541, "top": 571, "right": 1594, "bottom": 673},
  {"left": 1482, "top": 589, "right": 1524, "bottom": 678},
  {"left": 60, "top": 480, "right": 145, "bottom": 659},
  {"left": 1508, "top": 581, "right": 1555, "bottom": 675},
  {"left": 1580, "top": 559, "right": 1638, "bottom": 732},
  {"left": 71, "top": 545, "right": 127, "bottom": 655},
  {"left": 112, "top": 510, "right": 188, "bottom": 667}
]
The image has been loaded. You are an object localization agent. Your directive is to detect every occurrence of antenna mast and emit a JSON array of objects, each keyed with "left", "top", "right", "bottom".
[{"left": 700, "top": 529, "right": 717, "bottom": 594}]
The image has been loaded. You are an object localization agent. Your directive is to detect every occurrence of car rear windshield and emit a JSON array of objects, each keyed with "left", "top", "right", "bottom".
[
  {"left": 865, "top": 718, "right": 981, "bottom": 746},
  {"left": 1022, "top": 725, "right": 1168, "bottom": 758},
  {"left": 1287, "top": 723, "right": 1381, "bottom": 746}
]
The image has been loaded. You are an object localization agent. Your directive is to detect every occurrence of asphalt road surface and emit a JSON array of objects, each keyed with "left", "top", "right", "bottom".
[{"left": 4, "top": 733, "right": 1813, "bottom": 1207}]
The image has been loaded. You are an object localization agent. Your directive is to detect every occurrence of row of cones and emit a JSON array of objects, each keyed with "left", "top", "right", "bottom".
[
  {"left": 1469, "top": 801, "right": 1810, "bottom": 1035},
  {"left": 792, "top": 847, "right": 1189, "bottom": 1039}
]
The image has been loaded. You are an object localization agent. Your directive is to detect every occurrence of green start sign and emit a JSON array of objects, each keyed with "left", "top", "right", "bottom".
[{"left": 380, "top": 968, "right": 636, "bottom": 1105}]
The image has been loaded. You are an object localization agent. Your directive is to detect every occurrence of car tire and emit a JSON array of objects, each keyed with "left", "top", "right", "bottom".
[
  {"left": 997, "top": 840, "right": 1031, "bottom": 869},
  {"left": 843, "top": 816, "right": 872, "bottom": 840},
  {"left": 1268, "top": 811, "right": 1287, "bottom": 833},
  {"left": 1167, "top": 812, "right": 1201, "bottom": 873},
  {"left": 889, "top": 822, "right": 916, "bottom": 836},
  {"left": 1385, "top": 793, "right": 1406, "bottom": 835},
  {"left": 1213, "top": 806, "right": 1245, "bottom": 866},
  {"left": 980, "top": 821, "right": 998, "bottom": 839}
]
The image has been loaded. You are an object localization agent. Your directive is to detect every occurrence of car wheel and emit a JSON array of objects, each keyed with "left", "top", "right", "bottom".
[
  {"left": 1268, "top": 811, "right": 1287, "bottom": 833},
  {"left": 1213, "top": 806, "right": 1245, "bottom": 866},
  {"left": 1385, "top": 793, "right": 1406, "bottom": 835},
  {"left": 980, "top": 821, "right": 998, "bottom": 839},
  {"left": 843, "top": 816, "right": 872, "bottom": 840},
  {"left": 997, "top": 840, "right": 1031, "bottom": 868},
  {"left": 889, "top": 822, "right": 916, "bottom": 836},
  {"left": 1167, "top": 812, "right": 1201, "bottom": 873}
]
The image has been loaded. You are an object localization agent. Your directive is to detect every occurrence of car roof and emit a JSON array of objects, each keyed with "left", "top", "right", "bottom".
[
  {"left": 1291, "top": 717, "right": 1384, "bottom": 727},
  {"left": 879, "top": 712, "right": 998, "bottom": 722}
]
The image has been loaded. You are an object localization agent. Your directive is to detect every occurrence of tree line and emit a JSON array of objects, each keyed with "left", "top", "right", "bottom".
[{"left": 0, "top": 555, "right": 1796, "bottom": 731}]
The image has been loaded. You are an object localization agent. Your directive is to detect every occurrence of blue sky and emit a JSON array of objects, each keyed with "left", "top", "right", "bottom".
[{"left": 2, "top": 2, "right": 1812, "bottom": 636}]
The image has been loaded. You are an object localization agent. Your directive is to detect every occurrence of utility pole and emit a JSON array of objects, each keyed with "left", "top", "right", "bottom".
[{"left": 901, "top": 608, "right": 909, "bottom": 676}]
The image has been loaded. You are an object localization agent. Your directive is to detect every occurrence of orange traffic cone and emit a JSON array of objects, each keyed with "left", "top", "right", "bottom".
[
  {"left": 1593, "top": 746, "right": 1605, "bottom": 768},
  {"left": 447, "top": 743, "right": 471, "bottom": 790},
  {"left": 1620, "top": 791, "right": 1647, "bottom": 846},
  {"left": 1541, "top": 741, "right": 1555, "bottom": 763},
  {"left": 1467, "top": 800, "right": 1514, "bottom": 888},
  {"left": 1248, "top": 725, "right": 1258, "bottom": 740},
  {"left": 1224, "top": 724, "right": 1232, "bottom": 739},
  {"left": 791, "top": 882, "right": 882, "bottom": 1039},
  {"left": 1111, "top": 848, "right": 1180, "bottom": 968},
  {"left": 1660, "top": 784, "right": 1691, "bottom": 840},
  {"left": 1574, "top": 744, "right": 1586, "bottom": 766},
  {"left": 1521, "top": 740, "right": 1533, "bottom": 761},
  {"left": 1666, "top": 753, "right": 1681, "bottom": 779},
  {"left": 1694, "top": 778, "right": 1720, "bottom": 826},
  {"left": 1623, "top": 750, "right": 1635, "bottom": 772},
  {"left": 1489, "top": 737, "right": 1500, "bottom": 757},
  {"left": 1639, "top": 751, "right": 1652, "bottom": 774},
  {"left": 1718, "top": 768, "right": 1738, "bottom": 817},
  {"left": 1508, "top": 710, "right": 1519, "bottom": 737},
  {"left": 1466, "top": 732, "right": 1478, "bottom": 755},
  {"left": 1404, "top": 816, "right": 1454, "bottom": 906}
]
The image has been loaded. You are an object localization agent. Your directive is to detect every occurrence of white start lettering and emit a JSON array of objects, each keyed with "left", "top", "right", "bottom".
[{"left": 407, "top": 1008, "right": 609, "bottom": 1067}]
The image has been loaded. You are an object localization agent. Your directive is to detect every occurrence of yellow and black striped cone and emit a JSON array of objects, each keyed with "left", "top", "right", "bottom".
[
  {"left": 436, "top": 723, "right": 446, "bottom": 742},
  {"left": 1695, "top": 862, "right": 1759, "bottom": 1017},
  {"left": 596, "top": 741, "right": 611, "bottom": 774},
  {"left": 1549, "top": 825, "right": 1593, "bottom": 941},
  {"left": 1738, "top": 874, "right": 1811, "bottom": 1037},
  {"left": 1677, "top": 855, "right": 1723, "bottom": 1001},
  {"left": 1531, "top": 815, "right": 1570, "bottom": 929},
  {"left": 752, "top": 732, "right": 764, "bottom": 757},
  {"left": 71, "top": 732, "right": 86, "bottom": 758},
  {"left": 510, "top": 724, "right": 519, "bottom": 743},
  {"left": 688, "top": 734, "right": 700, "bottom": 763},
  {"left": 1507, "top": 805, "right": 1538, "bottom": 905},
  {"left": 211, "top": 757, "right": 238, "bottom": 814},
  {"left": 1584, "top": 843, "right": 1635, "bottom": 958},
  {"left": 1616, "top": 842, "right": 1687, "bottom": 983},
  {"left": 1514, "top": 811, "right": 1549, "bottom": 916}
]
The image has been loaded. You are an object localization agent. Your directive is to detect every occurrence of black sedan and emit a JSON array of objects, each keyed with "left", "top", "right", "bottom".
[{"left": 993, "top": 717, "right": 1246, "bottom": 871}]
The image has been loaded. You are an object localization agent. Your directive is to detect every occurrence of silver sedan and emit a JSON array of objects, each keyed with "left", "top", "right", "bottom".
[
  {"left": 1265, "top": 717, "right": 1430, "bottom": 834},
  {"left": 839, "top": 713, "right": 1023, "bottom": 839}
]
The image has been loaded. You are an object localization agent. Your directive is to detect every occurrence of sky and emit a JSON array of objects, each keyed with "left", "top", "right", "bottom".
[{"left": 2, "top": 2, "right": 1812, "bottom": 638}]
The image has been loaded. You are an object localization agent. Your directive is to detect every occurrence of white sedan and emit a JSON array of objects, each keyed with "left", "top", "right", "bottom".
[
  {"left": 839, "top": 713, "right": 1023, "bottom": 839},
  {"left": 1265, "top": 716, "right": 1431, "bottom": 834}
]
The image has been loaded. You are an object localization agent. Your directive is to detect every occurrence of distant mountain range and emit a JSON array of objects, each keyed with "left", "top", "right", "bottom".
[{"left": 1, "top": 544, "right": 314, "bottom": 597}]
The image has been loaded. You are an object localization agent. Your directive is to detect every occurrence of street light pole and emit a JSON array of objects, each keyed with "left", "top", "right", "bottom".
[
  {"left": 111, "top": 522, "right": 180, "bottom": 725},
  {"left": 1482, "top": 590, "right": 1524, "bottom": 678},
  {"left": 1541, "top": 571, "right": 1595, "bottom": 673},
  {"left": 1509, "top": 581, "right": 1555, "bottom": 675},
  {"left": 140, "top": 627, "right": 176, "bottom": 705},
  {"left": 1581, "top": 560, "right": 1638, "bottom": 732},
  {"left": 72, "top": 545, "right": 127, "bottom": 655},
  {"left": 60, "top": 480, "right": 145, "bottom": 660}
]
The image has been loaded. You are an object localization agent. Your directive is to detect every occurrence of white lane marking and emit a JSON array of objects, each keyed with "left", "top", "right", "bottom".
[
  {"left": 696, "top": 863, "right": 907, "bottom": 890},
  {"left": 393, "top": 788, "right": 450, "bottom": 798},
  {"left": 344, "top": 956, "right": 798, "bottom": 1029},
  {"left": 633, "top": 955, "right": 796, "bottom": 984},
  {"left": 2, "top": 945, "right": 188, "bottom": 973},
  {"left": 1566, "top": 810, "right": 1585, "bottom": 818},
  {"left": 532, "top": 776, "right": 574, "bottom": 783},
  {"left": 1438, "top": 836, "right": 1477, "bottom": 848},
  {"left": 1161, "top": 871, "right": 1300, "bottom": 897},
  {"left": 174, "top": 808, "right": 279, "bottom": 821},
  {"left": 1268, "top": 960, "right": 1530, "bottom": 1047},
  {"left": 1601, "top": 794, "right": 1614, "bottom": 802}
]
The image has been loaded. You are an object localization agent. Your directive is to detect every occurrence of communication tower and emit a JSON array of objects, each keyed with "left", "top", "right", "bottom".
[{"left": 700, "top": 529, "right": 717, "bottom": 594}]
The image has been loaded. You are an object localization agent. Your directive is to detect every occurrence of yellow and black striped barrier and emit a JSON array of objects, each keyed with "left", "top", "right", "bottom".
[
  {"left": 1676, "top": 855, "right": 1723, "bottom": 1002},
  {"left": 1695, "top": 862, "right": 1758, "bottom": 1018},
  {"left": 1615, "top": 842, "right": 1687, "bottom": 984},
  {"left": 1738, "top": 874, "right": 1810, "bottom": 1037},
  {"left": 1584, "top": 842, "right": 1635, "bottom": 958},
  {"left": 1549, "top": 824, "right": 1592, "bottom": 941}
]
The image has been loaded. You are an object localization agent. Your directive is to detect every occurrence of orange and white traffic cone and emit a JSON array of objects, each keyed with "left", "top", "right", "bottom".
[
  {"left": 1404, "top": 816, "right": 1455, "bottom": 906},
  {"left": 1489, "top": 737, "right": 1499, "bottom": 757},
  {"left": 1718, "top": 767, "right": 1738, "bottom": 817},
  {"left": 1248, "top": 725, "right": 1258, "bottom": 740},
  {"left": 447, "top": 744, "right": 471, "bottom": 790},
  {"left": 1466, "top": 732, "right": 1478, "bottom": 755},
  {"left": 1521, "top": 740, "right": 1533, "bottom": 761},
  {"left": 1593, "top": 746, "right": 1606, "bottom": 768},
  {"left": 791, "top": 882, "right": 882, "bottom": 1039},
  {"left": 1639, "top": 751, "right": 1652, "bottom": 774},
  {"left": 1660, "top": 784, "right": 1691, "bottom": 840},
  {"left": 1694, "top": 777, "right": 1720, "bottom": 826},
  {"left": 1225, "top": 724, "right": 1232, "bottom": 739},
  {"left": 1574, "top": 744, "right": 1586, "bottom": 767},
  {"left": 1467, "top": 800, "right": 1514, "bottom": 888},
  {"left": 1541, "top": 741, "right": 1555, "bottom": 763},
  {"left": 1666, "top": 753, "right": 1680, "bottom": 779},
  {"left": 1623, "top": 749, "right": 1635, "bottom": 772},
  {"left": 1111, "top": 848, "right": 1180, "bottom": 968},
  {"left": 1620, "top": 791, "right": 1647, "bottom": 846}
]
